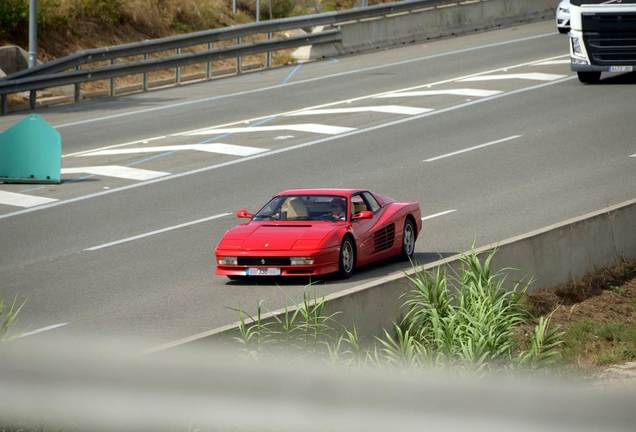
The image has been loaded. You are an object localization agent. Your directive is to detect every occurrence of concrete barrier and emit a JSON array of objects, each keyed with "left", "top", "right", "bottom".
[
  {"left": 294, "top": 0, "right": 556, "bottom": 60},
  {"left": 148, "top": 198, "right": 636, "bottom": 353},
  {"left": 0, "top": 45, "right": 28, "bottom": 76}
]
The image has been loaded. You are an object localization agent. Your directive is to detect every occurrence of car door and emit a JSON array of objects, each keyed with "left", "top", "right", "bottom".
[{"left": 349, "top": 193, "right": 379, "bottom": 265}]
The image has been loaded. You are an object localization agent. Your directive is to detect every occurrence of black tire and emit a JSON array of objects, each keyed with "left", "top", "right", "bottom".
[
  {"left": 557, "top": 27, "right": 569, "bottom": 34},
  {"left": 578, "top": 71, "right": 601, "bottom": 84},
  {"left": 338, "top": 236, "right": 356, "bottom": 278},
  {"left": 399, "top": 218, "right": 416, "bottom": 261}
]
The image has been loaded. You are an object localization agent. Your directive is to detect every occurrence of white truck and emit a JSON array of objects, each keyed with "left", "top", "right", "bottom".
[{"left": 569, "top": 0, "right": 636, "bottom": 83}]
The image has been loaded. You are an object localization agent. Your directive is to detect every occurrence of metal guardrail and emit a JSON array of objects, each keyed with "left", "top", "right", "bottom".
[{"left": 0, "top": 0, "right": 452, "bottom": 114}]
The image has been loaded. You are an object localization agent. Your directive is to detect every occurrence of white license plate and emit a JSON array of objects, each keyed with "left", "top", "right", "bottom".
[
  {"left": 247, "top": 267, "right": 281, "bottom": 276},
  {"left": 609, "top": 65, "right": 633, "bottom": 73}
]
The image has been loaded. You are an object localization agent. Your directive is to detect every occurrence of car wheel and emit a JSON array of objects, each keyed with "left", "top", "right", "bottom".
[
  {"left": 400, "top": 219, "right": 416, "bottom": 261},
  {"left": 578, "top": 71, "right": 601, "bottom": 84},
  {"left": 557, "top": 27, "right": 569, "bottom": 34},
  {"left": 338, "top": 236, "right": 356, "bottom": 278}
]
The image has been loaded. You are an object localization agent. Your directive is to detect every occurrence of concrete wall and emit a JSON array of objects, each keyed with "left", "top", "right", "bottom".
[
  {"left": 295, "top": 0, "right": 557, "bottom": 60},
  {"left": 151, "top": 198, "right": 636, "bottom": 352},
  {"left": 0, "top": 46, "right": 28, "bottom": 76}
]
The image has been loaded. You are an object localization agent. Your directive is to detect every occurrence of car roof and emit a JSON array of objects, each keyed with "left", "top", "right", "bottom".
[{"left": 277, "top": 188, "right": 364, "bottom": 197}]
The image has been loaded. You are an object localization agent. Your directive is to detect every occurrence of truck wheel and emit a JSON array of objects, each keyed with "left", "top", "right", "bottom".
[{"left": 578, "top": 72, "right": 601, "bottom": 84}]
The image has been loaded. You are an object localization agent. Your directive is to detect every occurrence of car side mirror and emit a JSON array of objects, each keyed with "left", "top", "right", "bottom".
[
  {"left": 352, "top": 210, "right": 373, "bottom": 221},
  {"left": 235, "top": 208, "right": 254, "bottom": 219}
]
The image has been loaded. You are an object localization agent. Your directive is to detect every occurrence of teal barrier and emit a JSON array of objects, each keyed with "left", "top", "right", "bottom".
[{"left": 0, "top": 114, "right": 61, "bottom": 183}]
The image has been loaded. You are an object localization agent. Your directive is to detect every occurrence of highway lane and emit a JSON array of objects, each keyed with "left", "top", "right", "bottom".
[{"left": 1, "top": 20, "right": 635, "bottom": 347}]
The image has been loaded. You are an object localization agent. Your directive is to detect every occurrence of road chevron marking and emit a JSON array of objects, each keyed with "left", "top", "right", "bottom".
[
  {"left": 79, "top": 143, "right": 269, "bottom": 157},
  {"left": 181, "top": 124, "right": 355, "bottom": 136},
  {"left": 0, "top": 75, "right": 577, "bottom": 221},
  {"left": 0, "top": 190, "right": 58, "bottom": 208},
  {"left": 460, "top": 72, "right": 565, "bottom": 82},
  {"left": 61, "top": 166, "right": 169, "bottom": 180},
  {"left": 284, "top": 106, "right": 433, "bottom": 116},
  {"left": 375, "top": 89, "right": 502, "bottom": 98}
]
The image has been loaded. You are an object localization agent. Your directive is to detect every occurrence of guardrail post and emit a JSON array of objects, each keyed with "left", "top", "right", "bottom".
[
  {"left": 29, "top": 90, "right": 37, "bottom": 110},
  {"left": 206, "top": 42, "right": 213, "bottom": 80},
  {"left": 1, "top": 95, "right": 7, "bottom": 116},
  {"left": 110, "top": 59, "right": 116, "bottom": 97},
  {"left": 74, "top": 65, "right": 80, "bottom": 102},
  {"left": 237, "top": 37, "right": 242, "bottom": 74},
  {"left": 267, "top": 32, "right": 272, "bottom": 69},
  {"left": 143, "top": 53, "right": 149, "bottom": 91},
  {"left": 176, "top": 48, "right": 182, "bottom": 84}
]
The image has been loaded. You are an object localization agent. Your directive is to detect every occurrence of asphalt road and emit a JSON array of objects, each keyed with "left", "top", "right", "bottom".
[{"left": 1, "top": 20, "right": 635, "bottom": 349}]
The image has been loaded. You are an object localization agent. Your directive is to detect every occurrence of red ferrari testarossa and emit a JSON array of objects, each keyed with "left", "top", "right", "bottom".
[{"left": 215, "top": 189, "right": 422, "bottom": 280}]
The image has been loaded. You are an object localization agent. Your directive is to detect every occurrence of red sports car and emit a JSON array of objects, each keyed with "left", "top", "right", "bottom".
[{"left": 215, "top": 189, "right": 422, "bottom": 280}]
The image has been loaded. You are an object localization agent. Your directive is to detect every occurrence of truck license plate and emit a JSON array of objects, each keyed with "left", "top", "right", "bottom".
[
  {"left": 609, "top": 66, "right": 633, "bottom": 73},
  {"left": 247, "top": 267, "right": 281, "bottom": 276}
]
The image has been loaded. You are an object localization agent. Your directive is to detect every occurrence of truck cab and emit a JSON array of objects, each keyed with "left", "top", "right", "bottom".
[{"left": 569, "top": 0, "right": 636, "bottom": 83}]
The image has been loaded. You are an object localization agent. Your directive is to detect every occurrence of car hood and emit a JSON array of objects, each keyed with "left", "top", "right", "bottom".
[{"left": 218, "top": 222, "right": 342, "bottom": 252}]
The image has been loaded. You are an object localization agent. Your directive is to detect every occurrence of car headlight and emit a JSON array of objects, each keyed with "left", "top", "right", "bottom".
[
  {"left": 571, "top": 36, "right": 584, "bottom": 57},
  {"left": 290, "top": 257, "right": 315, "bottom": 265},
  {"left": 218, "top": 256, "right": 238, "bottom": 265}
]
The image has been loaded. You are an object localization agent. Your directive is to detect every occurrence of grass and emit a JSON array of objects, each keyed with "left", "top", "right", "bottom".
[
  {"left": 562, "top": 320, "right": 636, "bottom": 368},
  {"left": 233, "top": 250, "right": 565, "bottom": 372},
  {"left": 0, "top": 296, "right": 25, "bottom": 342}
]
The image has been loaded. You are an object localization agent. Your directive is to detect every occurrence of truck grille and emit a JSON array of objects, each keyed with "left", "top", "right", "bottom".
[
  {"left": 582, "top": 12, "right": 636, "bottom": 65},
  {"left": 237, "top": 257, "right": 291, "bottom": 266}
]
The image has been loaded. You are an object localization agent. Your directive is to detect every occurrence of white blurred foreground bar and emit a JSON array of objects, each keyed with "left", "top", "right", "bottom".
[{"left": 0, "top": 337, "right": 634, "bottom": 432}]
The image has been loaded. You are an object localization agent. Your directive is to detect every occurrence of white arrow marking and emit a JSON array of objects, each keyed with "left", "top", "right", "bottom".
[
  {"left": 80, "top": 143, "right": 268, "bottom": 157},
  {"left": 286, "top": 106, "right": 432, "bottom": 116},
  {"left": 62, "top": 166, "right": 169, "bottom": 181},
  {"left": 0, "top": 190, "right": 58, "bottom": 208},
  {"left": 460, "top": 73, "right": 565, "bottom": 82},
  {"left": 375, "top": 89, "right": 502, "bottom": 98},
  {"left": 182, "top": 124, "right": 355, "bottom": 136}
]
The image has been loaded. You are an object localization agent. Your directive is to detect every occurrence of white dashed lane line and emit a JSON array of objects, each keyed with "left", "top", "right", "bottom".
[
  {"left": 84, "top": 212, "right": 231, "bottom": 251},
  {"left": 421, "top": 209, "right": 458, "bottom": 221},
  {"left": 423, "top": 135, "right": 522, "bottom": 162},
  {"left": 12, "top": 322, "right": 69, "bottom": 340}
]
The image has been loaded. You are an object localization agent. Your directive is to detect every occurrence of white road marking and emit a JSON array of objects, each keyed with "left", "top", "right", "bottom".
[
  {"left": 13, "top": 322, "right": 69, "bottom": 339},
  {"left": 532, "top": 59, "right": 571, "bottom": 66},
  {"left": 0, "top": 190, "right": 58, "bottom": 208},
  {"left": 80, "top": 143, "right": 268, "bottom": 157},
  {"left": 85, "top": 212, "right": 232, "bottom": 251},
  {"left": 181, "top": 124, "right": 355, "bottom": 136},
  {"left": 274, "top": 135, "right": 295, "bottom": 140},
  {"left": 421, "top": 209, "right": 457, "bottom": 221},
  {"left": 63, "top": 136, "right": 166, "bottom": 158},
  {"left": 630, "top": 153, "right": 636, "bottom": 158},
  {"left": 460, "top": 72, "right": 565, "bottom": 82},
  {"left": 176, "top": 54, "right": 568, "bottom": 137},
  {"left": 423, "top": 135, "right": 522, "bottom": 162},
  {"left": 50, "top": 32, "right": 557, "bottom": 129},
  {"left": 61, "top": 166, "right": 169, "bottom": 180},
  {"left": 285, "top": 106, "right": 432, "bottom": 116},
  {"left": 0, "top": 76, "right": 577, "bottom": 221},
  {"left": 375, "top": 89, "right": 502, "bottom": 98}
]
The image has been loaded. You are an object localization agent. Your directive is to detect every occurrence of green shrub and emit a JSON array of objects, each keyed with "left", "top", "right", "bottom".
[{"left": 0, "top": 0, "right": 29, "bottom": 40}]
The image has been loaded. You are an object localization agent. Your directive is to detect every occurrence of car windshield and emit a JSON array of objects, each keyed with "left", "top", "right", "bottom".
[{"left": 253, "top": 195, "right": 348, "bottom": 222}]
